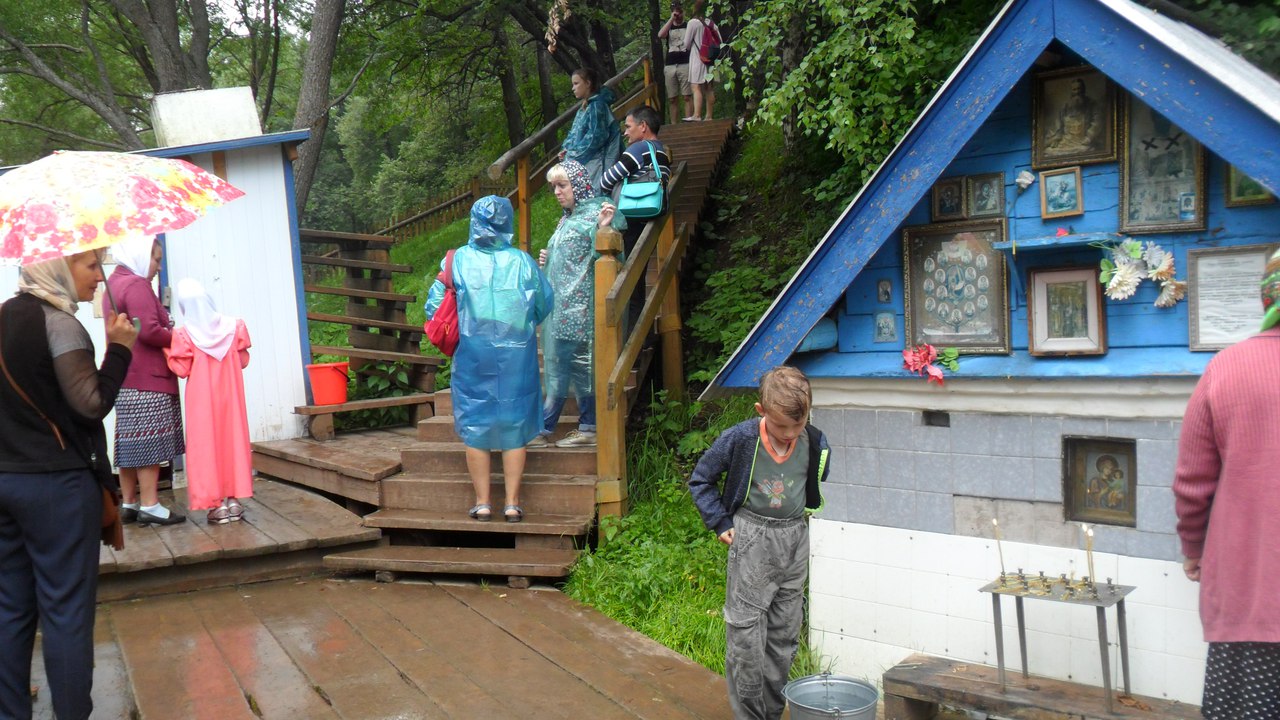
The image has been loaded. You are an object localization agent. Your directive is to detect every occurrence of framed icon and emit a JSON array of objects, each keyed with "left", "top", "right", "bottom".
[
  {"left": 902, "top": 219, "right": 1009, "bottom": 354},
  {"left": 1119, "top": 97, "right": 1206, "bottom": 234},
  {"left": 967, "top": 172, "right": 1005, "bottom": 219},
  {"left": 1039, "top": 167, "right": 1084, "bottom": 219},
  {"left": 1032, "top": 66, "right": 1117, "bottom": 169},
  {"left": 1028, "top": 266, "right": 1106, "bottom": 356},
  {"left": 931, "top": 177, "right": 966, "bottom": 222}
]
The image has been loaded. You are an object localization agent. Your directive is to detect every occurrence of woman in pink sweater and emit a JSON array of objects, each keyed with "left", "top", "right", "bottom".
[{"left": 1173, "top": 248, "right": 1280, "bottom": 720}]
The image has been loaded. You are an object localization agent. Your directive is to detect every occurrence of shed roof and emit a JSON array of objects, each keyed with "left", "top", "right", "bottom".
[{"left": 705, "top": 0, "right": 1280, "bottom": 396}]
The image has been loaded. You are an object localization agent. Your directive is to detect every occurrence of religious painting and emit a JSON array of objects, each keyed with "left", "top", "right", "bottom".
[
  {"left": 1120, "top": 97, "right": 1207, "bottom": 234},
  {"left": 931, "top": 177, "right": 966, "bottom": 222},
  {"left": 876, "top": 278, "right": 893, "bottom": 304},
  {"left": 902, "top": 219, "right": 1010, "bottom": 354},
  {"left": 1028, "top": 267, "right": 1106, "bottom": 356},
  {"left": 1063, "top": 437, "right": 1137, "bottom": 527},
  {"left": 1225, "top": 164, "right": 1275, "bottom": 208},
  {"left": 966, "top": 172, "right": 1005, "bottom": 219},
  {"left": 1032, "top": 66, "right": 1117, "bottom": 169},
  {"left": 873, "top": 311, "right": 897, "bottom": 343},
  {"left": 1039, "top": 167, "right": 1084, "bottom": 219}
]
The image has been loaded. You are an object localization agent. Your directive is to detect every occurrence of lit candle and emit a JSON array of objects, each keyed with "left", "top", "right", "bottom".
[
  {"left": 993, "top": 518, "right": 1006, "bottom": 577},
  {"left": 1084, "top": 525, "right": 1096, "bottom": 587}
]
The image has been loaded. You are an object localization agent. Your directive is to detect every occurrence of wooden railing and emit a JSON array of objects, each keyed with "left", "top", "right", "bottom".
[
  {"left": 593, "top": 164, "right": 689, "bottom": 519},
  {"left": 374, "top": 177, "right": 510, "bottom": 242},
  {"left": 487, "top": 54, "right": 660, "bottom": 252}
]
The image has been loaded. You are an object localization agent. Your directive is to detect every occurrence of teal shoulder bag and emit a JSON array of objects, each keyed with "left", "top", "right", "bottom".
[{"left": 617, "top": 143, "right": 665, "bottom": 219}]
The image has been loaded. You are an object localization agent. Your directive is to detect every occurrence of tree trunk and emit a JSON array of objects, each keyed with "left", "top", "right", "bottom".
[
  {"left": 495, "top": 29, "right": 525, "bottom": 149},
  {"left": 536, "top": 44, "right": 559, "bottom": 154},
  {"left": 780, "top": 10, "right": 805, "bottom": 151},
  {"left": 106, "top": 0, "right": 213, "bottom": 92},
  {"left": 648, "top": 0, "right": 666, "bottom": 114},
  {"left": 291, "top": 0, "right": 345, "bottom": 214},
  {"left": 586, "top": 0, "right": 615, "bottom": 77}
]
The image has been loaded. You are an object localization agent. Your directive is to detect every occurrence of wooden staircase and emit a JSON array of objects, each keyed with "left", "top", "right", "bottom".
[
  {"left": 298, "top": 229, "right": 442, "bottom": 439},
  {"left": 658, "top": 119, "right": 736, "bottom": 234}
]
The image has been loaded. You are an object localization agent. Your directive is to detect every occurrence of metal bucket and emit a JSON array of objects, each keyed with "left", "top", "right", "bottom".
[{"left": 782, "top": 673, "right": 878, "bottom": 720}]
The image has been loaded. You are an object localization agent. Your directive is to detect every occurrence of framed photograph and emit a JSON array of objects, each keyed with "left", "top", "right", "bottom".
[
  {"left": 876, "top": 279, "right": 893, "bottom": 304},
  {"left": 967, "top": 173, "right": 1005, "bottom": 219},
  {"left": 1188, "top": 245, "right": 1278, "bottom": 351},
  {"left": 931, "top": 177, "right": 966, "bottom": 222},
  {"left": 902, "top": 219, "right": 1010, "bottom": 354},
  {"left": 1032, "top": 66, "right": 1117, "bottom": 169},
  {"left": 873, "top": 311, "right": 897, "bottom": 343},
  {"left": 1039, "top": 167, "right": 1084, "bottom": 219},
  {"left": 1063, "top": 437, "right": 1137, "bottom": 527},
  {"left": 1028, "top": 267, "right": 1106, "bottom": 356},
  {"left": 1120, "top": 97, "right": 1206, "bottom": 234},
  {"left": 1225, "top": 164, "right": 1275, "bottom": 208}
]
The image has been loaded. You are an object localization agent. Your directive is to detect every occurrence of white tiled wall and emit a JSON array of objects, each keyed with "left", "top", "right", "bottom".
[{"left": 809, "top": 519, "right": 1206, "bottom": 705}]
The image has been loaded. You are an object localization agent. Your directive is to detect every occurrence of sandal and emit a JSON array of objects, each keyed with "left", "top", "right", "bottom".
[
  {"left": 226, "top": 499, "right": 245, "bottom": 521},
  {"left": 207, "top": 505, "right": 231, "bottom": 525},
  {"left": 469, "top": 503, "right": 492, "bottom": 521},
  {"left": 504, "top": 505, "right": 523, "bottom": 523}
]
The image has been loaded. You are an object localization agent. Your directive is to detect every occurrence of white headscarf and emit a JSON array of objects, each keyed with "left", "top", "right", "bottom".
[
  {"left": 175, "top": 278, "right": 238, "bottom": 361},
  {"left": 114, "top": 236, "right": 157, "bottom": 278},
  {"left": 17, "top": 256, "right": 80, "bottom": 315}
]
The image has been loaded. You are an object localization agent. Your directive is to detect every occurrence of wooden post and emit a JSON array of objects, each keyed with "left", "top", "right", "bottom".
[
  {"left": 516, "top": 155, "right": 532, "bottom": 253},
  {"left": 594, "top": 224, "right": 628, "bottom": 522},
  {"left": 657, "top": 220, "right": 686, "bottom": 403}
]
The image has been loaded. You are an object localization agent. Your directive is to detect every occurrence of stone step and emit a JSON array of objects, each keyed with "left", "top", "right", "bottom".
[
  {"left": 401, "top": 443, "right": 598, "bottom": 476},
  {"left": 380, "top": 473, "right": 597, "bottom": 515},
  {"left": 364, "top": 508, "right": 592, "bottom": 537},
  {"left": 417, "top": 415, "right": 579, "bottom": 443},
  {"left": 324, "top": 545, "right": 578, "bottom": 579}
]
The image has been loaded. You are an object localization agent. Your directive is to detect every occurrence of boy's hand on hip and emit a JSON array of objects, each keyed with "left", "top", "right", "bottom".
[{"left": 718, "top": 529, "right": 734, "bottom": 545}]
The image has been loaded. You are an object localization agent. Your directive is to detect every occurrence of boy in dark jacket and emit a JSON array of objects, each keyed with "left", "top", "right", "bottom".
[{"left": 688, "top": 366, "right": 831, "bottom": 720}]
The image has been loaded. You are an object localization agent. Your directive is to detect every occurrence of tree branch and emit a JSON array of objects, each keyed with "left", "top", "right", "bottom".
[{"left": 0, "top": 117, "right": 127, "bottom": 150}]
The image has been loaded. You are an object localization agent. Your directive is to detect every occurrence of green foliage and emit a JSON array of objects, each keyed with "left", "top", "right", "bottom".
[{"left": 333, "top": 361, "right": 416, "bottom": 431}]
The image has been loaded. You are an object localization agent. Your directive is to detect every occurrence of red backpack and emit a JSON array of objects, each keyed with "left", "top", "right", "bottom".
[
  {"left": 698, "top": 20, "right": 722, "bottom": 65},
  {"left": 424, "top": 249, "right": 460, "bottom": 356}
]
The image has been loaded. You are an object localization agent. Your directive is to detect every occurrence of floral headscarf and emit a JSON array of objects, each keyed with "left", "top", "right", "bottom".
[
  {"left": 558, "top": 160, "right": 597, "bottom": 220},
  {"left": 1262, "top": 247, "right": 1280, "bottom": 331},
  {"left": 17, "top": 256, "right": 80, "bottom": 315}
]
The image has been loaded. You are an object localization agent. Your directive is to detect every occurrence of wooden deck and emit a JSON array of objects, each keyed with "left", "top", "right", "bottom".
[
  {"left": 252, "top": 427, "right": 419, "bottom": 505},
  {"left": 98, "top": 477, "right": 381, "bottom": 602},
  {"left": 31, "top": 578, "right": 731, "bottom": 719}
]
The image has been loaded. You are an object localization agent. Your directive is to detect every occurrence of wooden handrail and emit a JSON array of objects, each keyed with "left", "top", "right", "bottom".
[
  {"left": 602, "top": 163, "right": 686, "bottom": 328},
  {"left": 377, "top": 190, "right": 473, "bottom": 235}
]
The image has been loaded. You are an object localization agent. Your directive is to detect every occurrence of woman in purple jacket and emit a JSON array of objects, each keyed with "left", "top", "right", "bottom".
[{"left": 106, "top": 237, "right": 186, "bottom": 526}]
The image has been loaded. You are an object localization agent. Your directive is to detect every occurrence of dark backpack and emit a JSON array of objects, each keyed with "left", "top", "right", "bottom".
[
  {"left": 698, "top": 20, "right": 722, "bottom": 65},
  {"left": 424, "top": 249, "right": 460, "bottom": 356}
]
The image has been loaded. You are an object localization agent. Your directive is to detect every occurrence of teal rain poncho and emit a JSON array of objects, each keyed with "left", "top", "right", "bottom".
[
  {"left": 562, "top": 86, "right": 621, "bottom": 191},
  {"left": 424, "top": 196, "right": 553, "bottom": 450}
]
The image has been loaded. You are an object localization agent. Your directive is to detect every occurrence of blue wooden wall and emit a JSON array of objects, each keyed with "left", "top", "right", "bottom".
[{"left": 808, "top": 61, "right": 1279, "bottom": 381}]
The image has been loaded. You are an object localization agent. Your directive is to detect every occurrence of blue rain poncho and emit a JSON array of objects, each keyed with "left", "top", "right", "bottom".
[
  {"left": 424, "top": 196, "right": 553, "bottom": 450},
  {"left": 562, "top": 86, "right": 621, "bottom": 191}
]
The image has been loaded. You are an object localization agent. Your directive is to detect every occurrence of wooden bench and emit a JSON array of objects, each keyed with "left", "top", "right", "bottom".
[
  {"left": 295, "top": 394, "right": 434, "bottom": 441},
  {"left": 882, "top": 653, "right": 1200, "bottom": 720}
]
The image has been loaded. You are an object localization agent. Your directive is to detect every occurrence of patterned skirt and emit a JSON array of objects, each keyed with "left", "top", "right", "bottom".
[
  {"left": 1202, "top": 641, "right": 1280, "bottom": 719},
  {"left": 114, "top": 389, "right": 184, "bottom": 468}
]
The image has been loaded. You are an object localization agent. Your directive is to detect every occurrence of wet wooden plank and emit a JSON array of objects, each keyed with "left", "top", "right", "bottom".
[
  {"left": 249, "top": 479, "right": 379, "bottom": 547},
  {"left": 318, "top": 581, "right": 510, "bottom": 718},
  {"left": 441, "top": 583, "right": 709, "bottom": 719},
  {"left": 508, "top": 587, "right": 731, "bottom": 720},
  {"left": 113, "top": 523, "right": 177, "bottom": 572},
  {"left": 98, "top": 543, "right": 118, "bottom": 573},
  {"left": 235, "top": 496, "right": 316, "bottom": 553},
  {"left": 240, "top": 581, "right": 442, "bottom": 719},
  {"left": 158, "top": 488, "right": 230, "bottom": 565},
  {"left": 111, "top": 594, "right": 259, "bottom": 719},
  {"left": 186, "top": 587, "right": 342, "bottom": 719},
  {"left": 369, "top": 580, "right": 635, "bottom": 720},
  {"left": 251, "top": 437, "right": 400, "bottom": 481},
  {"left": 90, "top": 608, "right": 138, "bottom": 719},
  {"left": 252, "top": 453, "right": 379, "bottom": 505}
]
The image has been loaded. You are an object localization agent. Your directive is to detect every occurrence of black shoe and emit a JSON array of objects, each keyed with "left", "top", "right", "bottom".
[
  {"left": 120, "top": 506, "right": 139, "bottom": 524},
  {"left": 137, "top": 508, "right": 187, "bottom": 526}
]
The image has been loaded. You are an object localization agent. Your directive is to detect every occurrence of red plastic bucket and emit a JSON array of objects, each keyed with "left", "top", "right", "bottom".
[{"left": 306, "top": 361, "right": 350, "bottom": 405}]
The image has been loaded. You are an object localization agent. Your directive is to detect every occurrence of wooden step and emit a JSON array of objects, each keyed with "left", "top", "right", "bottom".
[
  {"left": 295, "top": 393, "right": 433, "bottom": 416},
  {"left": 381, "top": 473, "right": 597, "bottom": 515},
  {"left": 300, "top": 254, "right": 412, "bottom": 273},
  {"left": 308, "top": 311, "right": 423, "bottom": 335},
  {"left": 417, "top": 415, "right": 579, "bottom": 443},
  {"left": 324, "top": 545, "right": 578, "bottom": 578},
  {"left": 401, "top": 442, "right": 598, "bottom": 476},
  {"left": 305, "top": 284, "right": 416, "bottom": 303},
  {"left": 300, "top": 228, "right": 395, "bottom": 247},
  {"left": 310, "top": 345, "right": 443, "bottom": 366},
  {"left": 364, "top": 508, "right": 592, "bottom": 536}
]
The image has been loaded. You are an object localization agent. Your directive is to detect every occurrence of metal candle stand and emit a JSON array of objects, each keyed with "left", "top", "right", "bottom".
[{"left": 979, "top": 570, "right": 1136, "bottom": 714}]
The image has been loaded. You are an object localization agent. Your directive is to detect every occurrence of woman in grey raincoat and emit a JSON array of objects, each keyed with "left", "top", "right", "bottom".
[
  {"left": 561, "top": 67, "right": 622, "bottom": 191},
  {"left": 424, "top": 196, "right": 553, "bottom": 523},
  {"left": 528, "top": 160, "right": 617, "bottom": 449}
]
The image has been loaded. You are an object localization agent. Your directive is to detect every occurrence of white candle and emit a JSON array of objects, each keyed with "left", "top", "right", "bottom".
[
  {"left": 993, "top": 518, "right": 1006, "bottom": 576},
  {"left": 1085, "top": 527, "right": 1096, "bottom": 586}
]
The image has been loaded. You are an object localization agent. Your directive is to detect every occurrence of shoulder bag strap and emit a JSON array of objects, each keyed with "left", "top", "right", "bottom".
[
  {"left": 0, "top": 311, "right": 67, "bottom": 449},
  {"left": 441, "top": 249, "right": 456, "bottom": 290},
  {"left": 646, "top": 142, "right": 663, "bottom": 179}
]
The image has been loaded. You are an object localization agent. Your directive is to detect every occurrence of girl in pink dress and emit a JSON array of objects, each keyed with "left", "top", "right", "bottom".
[{"left": 166, "top": 279, "right": 253, "bottom": 524}]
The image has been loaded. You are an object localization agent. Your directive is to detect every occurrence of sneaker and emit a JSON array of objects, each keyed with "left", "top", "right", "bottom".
[
  {"left": 555, "top": 430, "right": 597, "bottom": 448},
  {"left": 525, "top": 434, "right": 551, "bottom": 448}
]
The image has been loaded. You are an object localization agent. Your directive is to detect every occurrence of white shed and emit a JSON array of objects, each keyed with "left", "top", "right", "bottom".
[{"left": 0, "top": 129, "right": 313, "bottom": 445}]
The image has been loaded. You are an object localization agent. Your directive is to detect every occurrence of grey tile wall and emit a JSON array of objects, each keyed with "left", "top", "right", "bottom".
[{"left": 817, "top": 407, "right": 1184, "bottom": 562}]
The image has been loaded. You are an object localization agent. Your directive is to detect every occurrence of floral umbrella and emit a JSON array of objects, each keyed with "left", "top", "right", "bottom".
[{"left": 0, "top": 150, "right": 244, "bottom": 266}]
